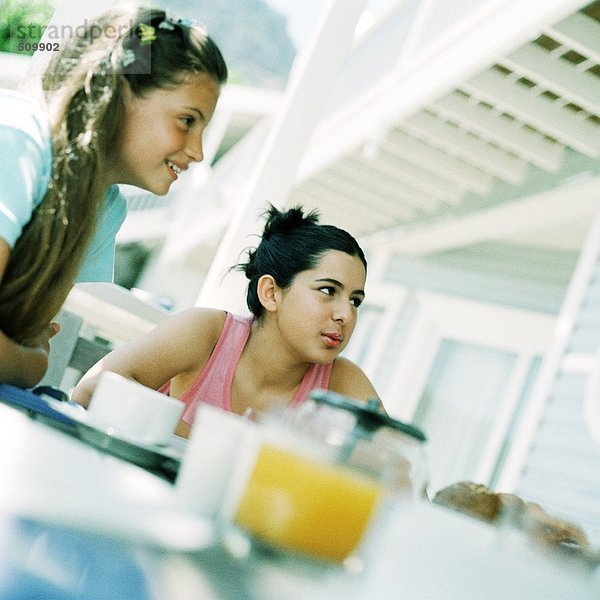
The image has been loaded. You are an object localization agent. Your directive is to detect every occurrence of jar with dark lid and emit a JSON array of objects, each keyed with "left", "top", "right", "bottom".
[{"left": 283, "top": 389, "right": 428, "bottom": 500}]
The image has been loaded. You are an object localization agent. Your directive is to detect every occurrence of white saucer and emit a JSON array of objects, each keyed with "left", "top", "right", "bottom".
[{"left": 48, "top": 398, "right": 186, "bottom": 472}]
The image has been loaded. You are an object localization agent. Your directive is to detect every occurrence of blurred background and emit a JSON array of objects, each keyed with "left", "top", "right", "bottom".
[{"left": 1, "top": 0, "right": 599, "bottom": 543}]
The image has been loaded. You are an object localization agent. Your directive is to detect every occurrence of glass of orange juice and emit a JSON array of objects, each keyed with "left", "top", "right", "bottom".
[
  {"left": 233, "top": 442, "right": 384, "bottom": 562},
  {"left": 220, "top": 394, "right": 426, "bottom": 567}
]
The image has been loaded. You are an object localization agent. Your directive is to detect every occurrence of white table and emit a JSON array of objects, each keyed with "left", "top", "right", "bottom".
[
  {"left": 0, "top": 401, "right": 597, "bottom": 600},
  {"left": 0, "top": 401, "right": 346, "bottom": 599}
]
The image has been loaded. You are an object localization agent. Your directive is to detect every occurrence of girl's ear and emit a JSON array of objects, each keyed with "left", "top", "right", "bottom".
[{"left": 256, "top": 274, "right": 281, "bottom": 313}]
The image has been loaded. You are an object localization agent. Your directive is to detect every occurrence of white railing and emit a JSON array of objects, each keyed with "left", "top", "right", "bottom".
[{"left": 497, "top": 207, "right": 600, "bottom": 490}]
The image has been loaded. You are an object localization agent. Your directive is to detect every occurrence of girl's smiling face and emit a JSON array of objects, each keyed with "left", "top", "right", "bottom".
[
  {"left": 111, "top": 72, "right": 220, "bottom": 195},
  {"left": 271, "top": 250, "right": 366, "bottom": 364}
]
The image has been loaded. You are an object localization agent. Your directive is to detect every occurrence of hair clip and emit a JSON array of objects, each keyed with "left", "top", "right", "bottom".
[
  {"left": 157, "top": 10, "right": 198, "bottom": 31},
  {"left": 121, "top": 49, "right": 136, "bottom": 67},
  {"left": 177, "top": 17, "right": 196, "bottom": 28},
  {"left": 138, "top": 23, "right": 157, "bottom": 45}
]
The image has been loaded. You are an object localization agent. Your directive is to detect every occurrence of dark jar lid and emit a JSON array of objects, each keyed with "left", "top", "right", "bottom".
[{"left": 309, "top": 389, "right": 426, "bottom": 442}]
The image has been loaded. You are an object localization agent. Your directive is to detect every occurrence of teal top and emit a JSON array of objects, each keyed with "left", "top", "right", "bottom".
[{"left": 0, "top": 89, "right": 127, "bottom": 282}]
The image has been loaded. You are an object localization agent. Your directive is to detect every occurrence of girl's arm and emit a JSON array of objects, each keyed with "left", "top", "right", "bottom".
[
  {"left": 0, "top": 239, "right": 59, "bottom": 388},
  {"left": 72, "top": 307, "right": 226, "bottom": 407}
]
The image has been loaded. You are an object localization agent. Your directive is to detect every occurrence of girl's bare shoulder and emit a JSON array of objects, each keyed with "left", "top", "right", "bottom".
[
  {"left": 329, "top": 356, "right": 379, "bottom": 403},
  {"left": 169, "top": 307, "right": 227, "bottom": 342},
  {"left": 330, "top": 356, "right": 362, "bottom": 380},
  {"left": 138, "top": 308, "right": 228, "bottom": 380}
]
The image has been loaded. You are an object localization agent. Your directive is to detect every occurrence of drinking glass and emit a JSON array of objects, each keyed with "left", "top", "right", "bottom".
[{"left": 220, "top": 390, "right": 427, "bottom": 569}]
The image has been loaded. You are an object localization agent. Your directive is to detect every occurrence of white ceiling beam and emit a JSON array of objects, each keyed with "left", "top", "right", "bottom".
[
  {"left": 360, "top": 175, "right": 600, "bottom": 255},
  {"left": 378, "top": 141, "right": 465, "bottom": 203},
  {"left": 546, "top": 12, "right": 600, "bottom": 64},
  {"left": 501, "top": 43, "right": 600, "bottom": 115},
  {"left": 387, "top": 128, "right": 494, "bottom": 195},
  {"left": 431, "top": 91, "right": 565, "bottom": 172},
  {"left": 311, "top": 167, "right": 436, "bottom": 215},
  {"left": 287, "top": 191, "right": 362, "bottom": 235},
  {"left": 361, "top": 150, "right": 463, "bottom": 204},
  {"left": 404, "top": 110, "right": 529, "bottom": 185},
  {"left": 292, "top": 195, "right": 369, "bottom": 237},
  {"left": 463, "top": 68, "right": 600, "bottom": 157},
  {"left": 329, "top": 157, "right": 444, "bottom": 211},
  {"left": 292, "top": 181, "right": 414, "bottom": 226}
]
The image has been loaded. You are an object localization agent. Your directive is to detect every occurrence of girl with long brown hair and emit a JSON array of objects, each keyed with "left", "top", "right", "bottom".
[{"left": 0, "top": 4, "right": 227, "bottom": 388}]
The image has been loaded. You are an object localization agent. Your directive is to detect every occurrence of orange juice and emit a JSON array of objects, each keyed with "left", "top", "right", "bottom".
[{"left": 234, "top": 444, "right": 383, "bottom": 561}]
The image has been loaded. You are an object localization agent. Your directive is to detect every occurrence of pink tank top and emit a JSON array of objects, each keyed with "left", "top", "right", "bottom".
[{"left": 159, "top": 313, "right": 332, "bottom": 425}]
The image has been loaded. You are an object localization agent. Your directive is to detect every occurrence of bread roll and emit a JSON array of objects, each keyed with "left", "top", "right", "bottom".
[{"left": 432, "top": 481, "right": 593, "bottom": 558}]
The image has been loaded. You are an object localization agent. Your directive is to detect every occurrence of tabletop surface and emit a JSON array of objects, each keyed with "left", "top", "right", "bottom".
[{"left": 0, "top": 397, "right": 598, "bottom": 600}]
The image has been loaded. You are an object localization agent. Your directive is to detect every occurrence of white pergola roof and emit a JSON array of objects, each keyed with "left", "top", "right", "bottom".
[
  {"left": 161, "top": 0, "right": 599, "bottom": 287},
  {"left": 287, "top": 0, "right": 600, "bottom": 248}
]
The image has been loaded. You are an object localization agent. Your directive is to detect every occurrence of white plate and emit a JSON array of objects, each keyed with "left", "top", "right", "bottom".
[
  {"left": 48, "top": 399, "right": 186, "bottom": 473},
  {"left": 0, "top": 401, "right": 212, "bottom": 551}
]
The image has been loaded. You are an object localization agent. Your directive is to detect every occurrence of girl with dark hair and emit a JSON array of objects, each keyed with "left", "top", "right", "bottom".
[
  {"left": 0, "top": 5, "right": 227, "bottom": 387},
  {"left": 73, "top": 205, "right": 381, "bottom": 438}
]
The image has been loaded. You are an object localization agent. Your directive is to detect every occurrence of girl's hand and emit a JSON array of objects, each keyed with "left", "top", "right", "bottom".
[
  {"left": 21, "top": 322, "right": 61, "bottom": 354},
  {"left": 0, "top": 322, "right": 61, "bottom": 389}
]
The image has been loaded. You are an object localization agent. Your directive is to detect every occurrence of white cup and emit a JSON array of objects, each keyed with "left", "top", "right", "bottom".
[
  {"left": 87, "top": 371, "right": 185, "bottom": 446},
  {"left": 175, "top": 404, "right": 260, "bottom": 517}
]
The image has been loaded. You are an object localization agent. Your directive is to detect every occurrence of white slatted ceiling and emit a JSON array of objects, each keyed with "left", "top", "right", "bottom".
[
  {"left": 429, "top": 90, "right": 565, "bottom": 172},
  {"left": 293, "top": 2, "right": 600, "bottom": 239},
  {"left": 405, "top": 109, "right": 530, "bottom": 184},
  {"left": 384, "top": 129, "right": 495, "bottom": 195},
  {"left": 549, "top": 10, "right": 600, "bottom": 63}
]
